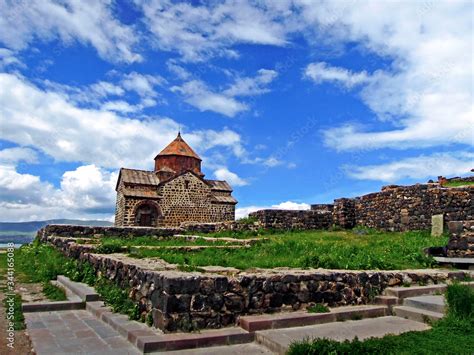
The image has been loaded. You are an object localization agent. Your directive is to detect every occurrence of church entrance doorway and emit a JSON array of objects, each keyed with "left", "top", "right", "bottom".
[{"left": 134, "top": 203, "right": 159, "bottom": 227}]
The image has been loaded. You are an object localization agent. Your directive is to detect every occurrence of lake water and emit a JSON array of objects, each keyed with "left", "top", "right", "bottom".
[{"left": 0, "top": 243, "right": 23, "bottom": 248}]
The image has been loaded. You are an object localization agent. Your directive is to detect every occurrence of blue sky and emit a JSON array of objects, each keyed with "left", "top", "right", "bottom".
[{"left": 0, "top": 0, "right": 472, "bottom": 222}]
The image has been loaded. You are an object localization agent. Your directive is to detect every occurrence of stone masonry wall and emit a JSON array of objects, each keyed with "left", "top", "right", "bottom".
[
  {"left": 38, "top": 228, "right": 469, "bottom": 332},
  {"left": 334, "top": 185, "right": 473, "bottom": 232},
  {"left": 116, "top": 172, "right": 236, "bottom": 228},
  {"left": 333, "top": 199, "right": 356, "bottom": 229},
  {"left": 40, "top": 224, "right": 182, "bottom": 239},
  {"left": 248, "top": 209, "right": 333, "bottom": 230},
  {"left": 447, "top": 220, "right": 474, "bottom": 258},
  {"left": 158, "top": 173, "right": 235, "bottom": 227}
]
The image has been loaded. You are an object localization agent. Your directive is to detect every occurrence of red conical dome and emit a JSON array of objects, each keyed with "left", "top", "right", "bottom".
[
  {"left": 155, "top": 132, "right": 201, "bottom": 160},
  {"left": 154, "top": 133, "right": 203, "bottom": 177}
]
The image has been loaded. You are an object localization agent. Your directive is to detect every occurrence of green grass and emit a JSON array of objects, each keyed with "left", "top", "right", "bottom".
[
  {"left": 14, "top": 241, "right": 78, "bottom": 283},
  {"left": 288, "top": 284, "right": 474, "bottom": 355},
  {"left": 307, "top": 304, "right": 330, "bottom": 313},
  {"left": 99, "top": 236, "right": 235, "bottom": 247},
  {"left": 0, "top": 253, "right": 25, "bottom": 330},
  {"left": 128, "top": 229, "right": 447, "bottom": 270},
  {"left": 12, "top": 242, "right": 142, "bottom": 321},
  {"left": 95, "top": 235, "right": 253, "bottom": 254},
  {"left": 445, "top": 283, "right": 474, "bottom": 319},
  {"left": 442, "top": 181, "right": 474, "bottom": 187},
  {"left": 3, "top": 294, "right": 25, "bottom": 330},
  {"left": 42, "top": 282, "right": 67, "bottom": 301}
]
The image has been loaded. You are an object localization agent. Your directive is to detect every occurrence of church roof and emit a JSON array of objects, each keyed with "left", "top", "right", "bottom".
[
  {"left": 205, "top": 180, "right": 233, "bottom": 192},
  {"left": 211, "top": 195, "right": 238, "bottom": 204},
  {"left": 118, "top": 168, "right": 160, "bottom": 187},
  {"left": 155, "top": 133, "right": 201, "bottom": 160}
]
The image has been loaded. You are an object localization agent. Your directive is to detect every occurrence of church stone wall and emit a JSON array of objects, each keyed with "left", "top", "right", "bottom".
[
  {"left": 158, "top": 173, "right": 235, "bottom": 227},
  {"left": 114, "top": 184, "right": 126, "bottom": 226}
]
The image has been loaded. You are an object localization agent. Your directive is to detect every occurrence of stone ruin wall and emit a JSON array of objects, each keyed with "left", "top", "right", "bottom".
[
  {"left": 334, "top": 185, "right": 473, "bottom": 232},
  {"left": 248, "top": 209, "right": 333, "bottom": 230},
  {"left": 38, "top": 227, "right": 469, "bottom": 332},
  {"left": 227, "top": 185, "right": 471, "bottom": 232},
  {"left": 447, "top": 220, "right": 474, "bottom": 258}
]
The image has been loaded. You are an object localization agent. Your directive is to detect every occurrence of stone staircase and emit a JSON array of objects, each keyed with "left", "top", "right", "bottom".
[
  {"left": 393, "top": 295, "right": 445, "bottom": 323},
  {"left": 23, "top": 278, "right": 474, "bottom": 354}
]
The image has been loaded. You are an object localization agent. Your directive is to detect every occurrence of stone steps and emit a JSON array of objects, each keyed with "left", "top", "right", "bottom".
[
  {"left": 32, "top": 276, "right": 462, "bottom": 354},
  {"left": 57, "top": 276, "right": 255, "bottom": 353},
  {"left": 392, "top": 306, "right": 444, "bottom": 323},
  {"left": 403, "top": 295, "right": 446, "bottom": 314},
  {"left": 22, "top": 279, "right": 85, "bottom": 313},
  {"left": 383, "top": 284, "right": 447, "bottom": 299},
  {"left": 384, "top": 281, "right": 474, "bottom": 300},
  {"left": 135, "top": 327, "right": 254, "bottom": 353},
  {"left": 57, "top": 275, "right": 100, "bottom": 302},
  {"left": 22, "top": 300, "right": 85, "bottom": 313},
  {"left": 239, "top": 305, "right": 387, "bottom": 332},
  {"left": 255, "top": 316, "right": 430, "bottom": 355},
  {"left": 159, "top": 343, "right": 273, "bottom": 354}
]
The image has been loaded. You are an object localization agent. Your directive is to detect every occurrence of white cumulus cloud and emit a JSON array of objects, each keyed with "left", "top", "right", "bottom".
[
  {"left": 0, "top": 72, "right": 246, "bottom": 169},
  {"left": 0, "top": 0, "right": 141, "bottom": 63},
  {"left": 345, "top": 151, "right": 474, "bottom": 182},
  {"left": 0, "top": 163, "right": 117, "bottom": 222},
  {"left": 214, "top": 167, "right": 248, "bottom": 187},
  {"left": 304, "top": 62, "right": 372, "bottom": 88}
]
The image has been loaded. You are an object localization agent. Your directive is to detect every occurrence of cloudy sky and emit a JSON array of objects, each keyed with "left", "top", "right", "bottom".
[{"left": 0, "top": 0, "right": 472, "bottom": 222}]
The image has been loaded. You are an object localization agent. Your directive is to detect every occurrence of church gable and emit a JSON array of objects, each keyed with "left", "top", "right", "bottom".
[{"left": 159, "top": 171, "right": 211, "bottom": 200}]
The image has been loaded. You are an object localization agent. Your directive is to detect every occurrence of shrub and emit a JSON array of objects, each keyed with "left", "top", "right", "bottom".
[
  {"left": 16, "top": 243, "right": 72, "bottom": 283},
  {"left": 445, "top": 283, "right": 474, "bottom": 319},
  {"left": 95, "top": 277, "right": 140, "bottom": 320}
]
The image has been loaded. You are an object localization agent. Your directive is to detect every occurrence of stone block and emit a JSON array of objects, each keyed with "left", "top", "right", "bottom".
[
  {"left": 431, "top": 214, "right": 444, "bottom": 236},
  {"left": 448, "top": 221, "right": 464, "bottom": 234}
]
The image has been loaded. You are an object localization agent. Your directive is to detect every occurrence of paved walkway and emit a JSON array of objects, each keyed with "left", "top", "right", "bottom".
[{"left": 25, "top": 310, "right": 140, "bottom": 355}]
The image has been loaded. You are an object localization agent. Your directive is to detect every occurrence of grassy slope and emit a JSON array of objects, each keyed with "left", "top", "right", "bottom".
[
  {"left": 127, "top": 229, "right": 447, "bottom": 270},
  {"left": 443, "top": 181, "right": 474, "bottom": 187}
]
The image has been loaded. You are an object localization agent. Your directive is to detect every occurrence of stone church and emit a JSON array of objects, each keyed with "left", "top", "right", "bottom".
[{"left": 114, "top": 133, "right": 237, "bottom": 227}]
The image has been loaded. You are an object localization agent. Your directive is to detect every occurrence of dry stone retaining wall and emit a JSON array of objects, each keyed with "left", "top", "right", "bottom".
[
  {"left": 39, "top": 227, "right": 469, "bottom": 332},
  {"left": 447, "top": 220, "right": 474, "bottom": 258},
  {"left": 40, "top": 224, "right": 182, "bottom": 239}
]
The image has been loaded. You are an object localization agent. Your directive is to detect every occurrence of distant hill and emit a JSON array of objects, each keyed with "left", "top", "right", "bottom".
[{"left": 0, "top": 219, "right": 113, "bottom": 246}]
